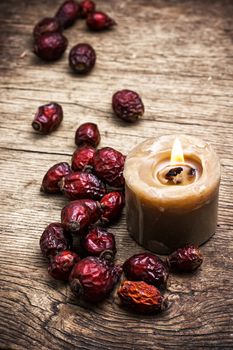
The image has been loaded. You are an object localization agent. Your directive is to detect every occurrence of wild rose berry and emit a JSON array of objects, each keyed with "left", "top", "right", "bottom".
[
  {"left": 112, "top": 89, "right": 144, "bottom": 123},
  {"left": 81, "top": 227, "right": 116, "bottom": 261},
  {"left": 86, "top": 11, "right": 116, "bottom": 31},
  {"left": 118, "top": 281, "right": 167, "bottom": 314},
  {"left": 33, "top": 17, "right": 62, "bottom": 40},
  {"left": 40, "top": 222, "right": 73, "bottom": 258},
  {"left": 69, "top": 43, "right": 96, "bottom": 74},
  {"left": 69, "top": 256, "right": 122, "bottom": 302},
  {"left": 123, "top": 253, "right": 169, "bottom": 288},
  {"left": 60, "top": 172, "right": 106, "bottom": 200},
  {"left": 34, "top": 32, "right": 68, "bottom": 61},
  {"left": 93, "top": 147, "right": 125, "bottom": 188},
  {"left": 48, "top": 250, "right": 80, "bottom": 281},
  {"left": 61, "top": 199, "right": 102, "bottom": 234},
  {"left": 167, "top": 245, "right": 203, "bottom": 272},
  {"left": 75, "top": 122, "right": 100, "bottom": 148},
  {"left": 55, "top": 0, "right": 80, "bottom": 28},
  {"left": 32, "top": 102, "right": 63, "bottom": 134},
  {"left": 41, "top": 162, "right": 72, "bottom": 193},
  {"left": 71, "top": 146, "right": 95, "bottom": 171},
  {"left": 79, "top": 0, "right": 96, "bottom": 18},
  {"left": 100, "top": 191, "right": 125, "bottom": 223}
]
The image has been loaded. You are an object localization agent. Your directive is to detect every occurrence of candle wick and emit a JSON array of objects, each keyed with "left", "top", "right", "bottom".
[{"left": 165, "top": 167, "right": 183, "bottom": 180}]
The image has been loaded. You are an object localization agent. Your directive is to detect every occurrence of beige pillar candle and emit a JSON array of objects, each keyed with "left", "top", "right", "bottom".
[{"left": 124, "top": 135, "right": 221, "bottom": 254}]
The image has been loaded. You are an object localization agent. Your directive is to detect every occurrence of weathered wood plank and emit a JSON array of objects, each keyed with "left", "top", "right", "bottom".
[{"left": 0, "top": 0, "right": 233, "bottom": 349}]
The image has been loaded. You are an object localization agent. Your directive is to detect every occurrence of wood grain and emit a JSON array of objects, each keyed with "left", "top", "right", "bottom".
[{"left": 0, "top": 0, "right": 233, "bottom": 349}]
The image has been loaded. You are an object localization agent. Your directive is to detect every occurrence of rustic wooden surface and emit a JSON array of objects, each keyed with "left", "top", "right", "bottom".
[{"left": 0, "top": 0, "right": 233, "bottom": 349}]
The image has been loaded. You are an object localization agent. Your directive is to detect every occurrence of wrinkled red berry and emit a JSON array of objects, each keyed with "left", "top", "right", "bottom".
[
  {"left": 75, "top": 122, "right": 100, "bottom": 148},
  {"left": 33, "top": 17, "right": 62, "bottom": 40},
  {"left": 93, "top": 147, "right": 125, "bottom": 188},
  {"left": 69, "top": 256, "right": 122, "bottom": 302},
  {"left": 41, "top": 162, "right": 72, "bottom": 193},
  {"left": 123, "top": 253, "right": 169, "bottom": 288},
  {"left": 100, "top": 191, "right": 125, "bottom": 223},
  {"left": 71, "top": 146, "right": 95, "bottom": 171},
  {"left": 79, "top": 0, "right": 96, "bottom": 18},
  {"left": 40, "top": 222, "right": 72, "bottom": 258},
  {"left": 48, "top": 250, "right": 80, "bottom": 281},
  {"left": 60, "top": 172, "right": 106, "bottom": 200},
  {"left": 86, "top": 11, "right": 116, "bottom": 31},
  {"left": 112, "top": 89, "right": 144, "bottom": 123},
  {"left": 118, "top": 281, "right": 167, "bottom": 314},
  {"left": 34, "top": 32, "right": 68, "bottom": 61},
  {"left": 32, "top": 102, "right": 64, "bottom": 134},
  {"left": 81, "top": 227, "right": 116, "bottom": 261},
  {"left": 55, "top": 0, "right": 80, "bottom": 28},
  {"left": 167, "top": 245, "right": 203, "bottom": 272},
  {"left": 69, "top": 43, "right": 96, "bottom": 74},
  {"left": 61, "top": 199, "right": 102, "bottom": 234}
]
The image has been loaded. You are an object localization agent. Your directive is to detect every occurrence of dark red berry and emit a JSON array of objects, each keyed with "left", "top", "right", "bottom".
[
  {"left": 75, "top": 122, "right": 100, "bottom": 148},
  {"left": 61, "top": 199, "right": 102, "bottom": 234},
  {"left": 93, "top": 147, "right": 125, "bottom": 188},
  {"left": 81, "top": 227, "right": 116, "bottom": 261},
  {"left": 55, "top": 0, "right": 80, "bottom": 28},
  {"left": 100, "top": 191, "right": 125, "bottom": 223},
  {"left": 79, "top": 0, "right": 96, "bottom": 18},
  {"left": 33, "top": 17, "right": 62, "bottom": 40},
  {"left": 60, "top": 172, "right": 106, "bottom": 200},
  {"left": 40, "top": 222, "right": 72, "bottom": 258},
  {"left": 112, "top": 89, "right": 144, "bottom": 123},
  {"left": 48, "top": 250, "right": 80, "bottom": 281},
  {"left": 32, "top": 102, "right": 64, "bottom": 134},
  {"left": 34, "top": 32, "right": 68, "bottom": 61},
  {"left": 167, "top": 245, "right": 203, "bottom": 272},
  {"left": 123, "top": 253, "right": 169, "bottom": 289},
  {"left": 71, "top": 146, "right": 95, "bottom": 171},
  {"left": 86, "top": 11, "right": 116, "bottom": 31},
  {"left": 69, "top": 256, "right": 122, "bottom": 302},
  {"left": 69, "top": 43, "right": 96, "bottom": 74},
  {"left": 41, "top": 162, "right": 72, "bottom": 193}
]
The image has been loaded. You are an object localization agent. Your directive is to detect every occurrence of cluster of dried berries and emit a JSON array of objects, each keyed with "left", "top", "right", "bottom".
[
  {"left": 39, "top": 120, "right": 126, "bottom": 302},
  {"left": 32, "top": 0, "right": 116, "bottom": 74}
]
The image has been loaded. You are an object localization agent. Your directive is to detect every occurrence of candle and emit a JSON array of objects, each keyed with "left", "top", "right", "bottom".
[{"left": 124, "top": 135, "right": 221, "bottom": 254}]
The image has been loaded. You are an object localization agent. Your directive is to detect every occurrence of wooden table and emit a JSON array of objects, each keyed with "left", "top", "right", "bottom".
[{"left": 1, "top": 0, "right": 233, "bottom": 349}]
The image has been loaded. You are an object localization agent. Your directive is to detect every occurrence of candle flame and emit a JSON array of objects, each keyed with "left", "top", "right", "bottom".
[{"left": 170, "top": 138, "right": 184, "bottom": 165}]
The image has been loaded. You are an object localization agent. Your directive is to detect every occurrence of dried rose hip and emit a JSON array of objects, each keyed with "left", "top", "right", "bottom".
[
  {"left": 40, "top": 222, "right": 72, "bottom": 258},
  {"left": 123, "top": 253, "right": 169, "bottom": 288},
  {"left": 86, "top": 11, "right": 116, "bottom": 31},
  {"left": 75, "top": 122, "right": 100, "bottom": 148},
  {"left": 34, "top": 32, "right": 68, "bottom": 61},
  {"left": 93, "top": 147, "right": 125, "bottom": 188},
  {"left": 69, "top": 43, "right": 96, "bottom": 74},
  {"left": 71, "top": 146, "right": 95, "bottom": 171},
  {"left": 69, "top": 256, "right": 122, "bottom": 302},
  {"left": 60, "top": 172, "right": 106, "bottom": 200},
  {"left": 33, "top": 17, "right": 62, "bottom": 40},
  {"left": 48, "top": 250, "right": 80, "bottom": 281},
  {"left": 167, "top": 245, "right": 203, "bottom": 272},
  {"left": 118, "top": 280, "right": 167, "bottom": 314},
  {"left": 41, "top": 162, "right": 72, "bottom": 193},
  {"left": 79, "top": 0, "right": 96, "bottom": 18},
  {"left": 100, "top": 191, "right": 125, "bottom": 223},
  {"left": 61, "top": 199, "right": 102, "bottom": 234},
  {"left": 112, "top": 89, "right": 144, "bottom": 123},
  {"left": 32, "top": 102, "right": 64, "bottom": 134},
  {"left": 55, "top": 0, "right": 80, "bottom": 28},
  {"left": 81, "top": 227, "right": 116, "bottom": 261}
]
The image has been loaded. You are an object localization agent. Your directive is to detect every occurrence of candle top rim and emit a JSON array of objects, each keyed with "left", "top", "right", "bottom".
[{"left": 124, "top": 134, "right": 221, "bottom": 209}]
